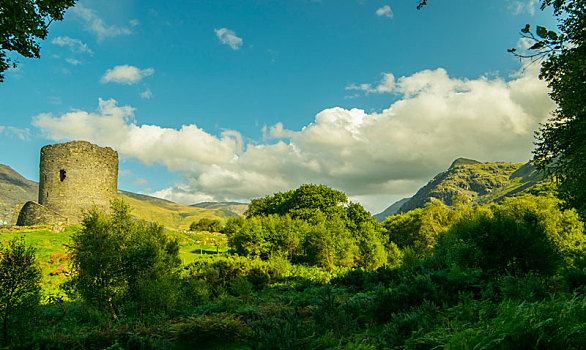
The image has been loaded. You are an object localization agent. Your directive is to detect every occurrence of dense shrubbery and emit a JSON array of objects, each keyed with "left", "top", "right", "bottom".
[
  {"left": 381, "top": 195, "right": 585, "bottom": 272},
  {"left": 0, "top": 237, "right": 41, "bottom": 345},
  {"left": 189, "top": 218, "right": 223, "bottom": 232},
  {"left": 4, "top": 191, "right": 585, "bottom": 349},
  {"left": 382, "top": 200, "right": 461, "bottom": 257},
  {"left": 226, "top": 184, "right": 390, "bottom": 270},
  {"left": 438, "top": 195, "right": 585, "bottom": 276}
]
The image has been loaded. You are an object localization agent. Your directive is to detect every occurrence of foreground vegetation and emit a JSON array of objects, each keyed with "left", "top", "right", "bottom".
[{"left": 1, "top": 186, "right": 585, "bottom": 349}]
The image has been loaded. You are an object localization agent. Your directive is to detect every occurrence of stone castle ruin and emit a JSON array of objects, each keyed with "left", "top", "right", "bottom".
[{"left": 16, "top": 141, "right": 118, "bottom": 226}]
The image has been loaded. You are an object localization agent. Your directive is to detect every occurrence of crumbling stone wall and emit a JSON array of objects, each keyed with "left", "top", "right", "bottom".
[
  {"left": 37, "top": 141, "right": 118, "bottom": 223},
  {"left": 10, "top": 203, "right": 25, "bottom": 225},
  {"left": 16, "top": 201, "right": 68, "bottom": 226}
]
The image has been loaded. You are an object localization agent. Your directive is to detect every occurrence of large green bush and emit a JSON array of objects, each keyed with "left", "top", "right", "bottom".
[
  {"left": 225, "top": 212, "right": 391, "bottom": 269},
  {"left": 245, "top": 184, "right": 348, "bottom": 220},
  {"left": 440, "top": 195, "right": 585, "bottom": 276}
]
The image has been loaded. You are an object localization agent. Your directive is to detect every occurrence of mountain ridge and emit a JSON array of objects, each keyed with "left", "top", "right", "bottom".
[
  {"left": 374, "top": 158, "right": 551, "bottom": 222},
  {"left": 373, "top": 198, "right": 410, "bottom": 223}
]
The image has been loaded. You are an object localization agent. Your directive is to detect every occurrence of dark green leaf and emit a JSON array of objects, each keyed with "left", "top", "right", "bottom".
[
  {"left": 548, "top": 30, "right": 558, "bottom": 41},
  {"left": 521, "top": 24, "right": 531, "bottom": 33},
  {"left": 536, "top": 26, "right": 549, "bottom": 38},
  {"left": 530, "top": 42, "right": 545, "bottom": 50}
]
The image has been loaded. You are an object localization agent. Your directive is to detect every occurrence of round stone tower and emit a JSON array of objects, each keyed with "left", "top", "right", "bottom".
[{"left": 38, "top": 141, "right": 118, "bottom": 223}]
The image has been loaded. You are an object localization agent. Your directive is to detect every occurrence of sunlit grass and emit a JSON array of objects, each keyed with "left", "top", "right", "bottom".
[
  {"left": 0, "top": 224, "right": 230, "bottom": 296},
  {"left": 166, "top": 230, "right": 230, "bottom": 265}
]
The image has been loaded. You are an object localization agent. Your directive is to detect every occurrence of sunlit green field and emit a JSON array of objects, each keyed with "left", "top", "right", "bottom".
[{"left": 0, "top": 225, "right": 229, "bottom": 296}]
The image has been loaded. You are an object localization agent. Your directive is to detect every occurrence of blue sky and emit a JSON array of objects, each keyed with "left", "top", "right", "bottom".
[{"left": 0, "top": 0, "right": 558, "bottom": 212}]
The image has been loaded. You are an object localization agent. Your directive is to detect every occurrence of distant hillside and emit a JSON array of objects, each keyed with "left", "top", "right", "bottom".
[
  {"left": 191, "top": 201, "right": 249, "bottom": 217},
  {"left": 118, "top": 191, "right": 234, "bottom": 230},
  {"left": 374, "top": 198, "right": 410, "bottom": 223},
  {"left": 0, "top": 164, "right": 229, "bottom": 230},
  {"left": 375, "top": 158, "right": 552, "bottom": 222},
  {"left": 0, "top": 165, "right": 37, "bottom": 223}
]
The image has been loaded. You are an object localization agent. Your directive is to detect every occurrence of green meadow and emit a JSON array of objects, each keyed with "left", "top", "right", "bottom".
[{"left": 0, "top": 225, "right": 230, "bottom": 297}]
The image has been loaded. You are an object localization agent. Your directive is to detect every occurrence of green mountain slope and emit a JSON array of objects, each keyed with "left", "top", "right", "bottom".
[
  {"left": 375, "top": 158, "right": 552, "bottom": 222},
  {"left": 0, "top": 164, "right": 232, "bottom": 230},
  {"left": 118, "top": 191, "right": 235, "bottom": 230}
]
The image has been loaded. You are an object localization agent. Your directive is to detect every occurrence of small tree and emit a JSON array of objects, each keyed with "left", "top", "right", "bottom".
[
  {"left": 383, "top": 201, "right": 459, "bottom": 258},
  {"left": 0, "top": 237, "right": 41, "bottom": 344},
  {"left": 356, "top": 222, "right": 388, "bottom": 271},
  {"left": 66, "top": 199, "right": 181, "bottom": 318},
  {"left": 530, "top": 0, "right": 586, "bottom": 220},
  {"left": 190, "top": 218, "right": 223, "bottom": 232}
]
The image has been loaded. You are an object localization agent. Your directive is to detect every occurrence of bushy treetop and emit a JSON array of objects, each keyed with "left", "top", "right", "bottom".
[{"left": 245, "top": 184, "right": 349, "bottom": 220}]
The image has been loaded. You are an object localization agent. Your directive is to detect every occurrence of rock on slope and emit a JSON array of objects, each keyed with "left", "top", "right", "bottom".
[{"left": 190, "top": 202, "right": 249, "bottom": 217}]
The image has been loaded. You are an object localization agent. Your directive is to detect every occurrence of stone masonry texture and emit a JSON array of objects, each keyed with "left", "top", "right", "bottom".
[
  {"left": 37, "top": 141, "right": 118, "bottom": 224},
  {"left": 16, "top": 201, "right": 68, "bottom": 226}
]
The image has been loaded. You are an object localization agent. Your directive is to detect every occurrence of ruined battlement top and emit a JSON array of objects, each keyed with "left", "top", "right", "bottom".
[{"left": 40, "top": 140, "right": 118, "bottom": 161}]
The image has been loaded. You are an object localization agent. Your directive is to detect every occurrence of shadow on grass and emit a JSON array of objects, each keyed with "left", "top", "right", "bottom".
[{"left": 190, "top": 247, "right": 224, "bottom": 255}]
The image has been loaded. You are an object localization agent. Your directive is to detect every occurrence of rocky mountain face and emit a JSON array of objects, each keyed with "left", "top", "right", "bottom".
[
  {"left": 375, "top": 158, "right": 549, "bottom": 222},
  {"left": 190, "top": 201, "right": 249, "bottom": 217},
  {"left": 0, "top": 165, "right": 38, "bottom": 223}
]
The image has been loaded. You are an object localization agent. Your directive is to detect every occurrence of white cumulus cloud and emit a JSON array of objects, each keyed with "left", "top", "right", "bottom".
[
  {"left": 101, "top": 65, "right": 154, "bottom": 85},
  {"left": 376, "top": 5, "right": 394, "bottom": 19},
  {"left": 346, "top": 73, "right": 396, "bottom": 94},
  {"left": 215, "top": 28, "right": 243, "bottom": 50},
  {"left": 32, "top": 66, "right": 555, "bottom": 212},
  {"left": 33, "top": 98, "right": 243, "bottom": 171}
]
